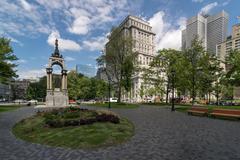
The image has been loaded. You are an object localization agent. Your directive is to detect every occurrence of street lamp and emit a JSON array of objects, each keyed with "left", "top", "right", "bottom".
[
  {"left": 171, "top": 69, "right": 176, "bottom": 111},
  {"left": 104, "top": 68, "right": 111, "bottom": 109},
  {"left": 107, "top": 77, "right": 111, "bottom": 109}
]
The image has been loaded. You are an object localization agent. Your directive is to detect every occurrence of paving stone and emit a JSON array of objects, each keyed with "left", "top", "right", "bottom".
[{"left": 1, "top": 105, "right": 240, "bottom": 160}]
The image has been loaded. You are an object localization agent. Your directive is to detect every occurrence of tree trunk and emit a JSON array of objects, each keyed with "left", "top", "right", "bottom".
[
  {"left": 192, "top": 75, "right": 195, "bottom": 106},
  {"left": 117, "top": 83, "right": 121, "bottom": 103},
  {"left": 208, "top": 92, "right": 211, "bottom": 103},
  {"left": 166, "top": 78, "right": 170, "bottom": 104}
]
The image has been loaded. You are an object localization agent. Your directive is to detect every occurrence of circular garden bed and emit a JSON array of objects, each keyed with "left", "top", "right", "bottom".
[{"left": 12, "top": 107, "right": 134, "bottom": 149}]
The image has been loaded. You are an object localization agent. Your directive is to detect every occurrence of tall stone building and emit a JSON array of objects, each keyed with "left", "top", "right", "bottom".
[
  {"left": 105, "top": 15, "right": 156, "bottom": 102},
  {"left": 0, "top": 83, "right": 12, "bottom": 102},
  {"left": 217, "top": 23, "right": 240, "bottom": 70},
  {"left": 217, "top": 23, "right": 240, "bottom": 98},
  {"left": 182, "top": 11, "right": 229, "bottom": 54}
]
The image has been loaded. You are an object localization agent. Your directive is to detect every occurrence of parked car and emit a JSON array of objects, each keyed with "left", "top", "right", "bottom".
[
  {"left": 14, "top": 99, "right": 25, "bottom": 104},
  {"left": 27, "top": 99, "right": 38, "bottom": 106},
  {"left": 110, "top": 97, "right": 118, "bottom": 103},
  {"left": 147, "top": 98, "right": 153, "bottom": 103},
  {"left": 69, "top": 99, "right": 76, "bottom": 104}
]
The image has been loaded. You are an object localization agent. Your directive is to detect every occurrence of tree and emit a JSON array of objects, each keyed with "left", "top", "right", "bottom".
[
  {"left": 197, "top": 53, "right": 223, "bottom": 103},
  {"left": 223, "top": 49, "right": 240, "bottom": 102},
  {"left": 183, "top": 37, "right": 206, "bottom": 105},
  {"left": 67, "top": 71, "right": 108, "bottom": 100},
  {"left": 67, "top": 71, "right": 83, "bottom": 100},
  {"left": 26, "top": 76, "right": 47, "bottom": 100},
  {"left": 98, "top": 27, "right": 136, "bottom": 103},
  {"left": 143, "top": 49, "right": 187, "bottom": 103},
  {"left": 225, "top": 49, "right": 240, "bottom": 86},
  {"left": 0, "top": 37, "right": 18, "bottom": 83},
  {"left": 95, "top": 79, "right": 108, "bottom": 100}
]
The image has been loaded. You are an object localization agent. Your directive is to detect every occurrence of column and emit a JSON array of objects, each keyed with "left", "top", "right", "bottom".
[
  {"left": 65, "top": 74, "right": 67, "bottom": 89},
  {"left": 61, "top": 75, "right": 65, "bottom": 90},
  {"left": 49, "top": 73, "right": 52, "bottom": 90},
  {"left": 61, "top": 69, "right": 67, "bottom": 90},
  {"left": 46, "top": 68, "right": 52, "bottom": 90},
  {"left": 46, "top": 73, "right": 50, "bottom": 89}
]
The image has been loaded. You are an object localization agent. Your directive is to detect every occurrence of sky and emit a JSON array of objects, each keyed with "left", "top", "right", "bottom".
[{"left": 0, "top": 0, "right": 239, "bottom": 79}]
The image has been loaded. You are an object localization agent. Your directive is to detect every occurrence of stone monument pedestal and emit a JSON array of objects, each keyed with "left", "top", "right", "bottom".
[{"left": 46, "top": 88, "right": 68, "bottom": 107}]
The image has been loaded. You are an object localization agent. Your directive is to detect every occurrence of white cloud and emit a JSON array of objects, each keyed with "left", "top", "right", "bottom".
[
  {"left": 67, "top": 0, "right": 130, "bottom": 35},
  {"left": 192, "top": 0, "right": 203, "bottom": 3},
  {"left": 47, "top": 30, "right": 81, "bottom": 51},
  {"left": 149, "top": 11, "right": 186, "bottom": 50},
  {"left": 65, "top": 56, "right": 75, "bottom": 62},
  {"left": 0, "top": 0, "right": 50, "bottom": 36},
  {"left": 17, "top": 59, "right": 27, "bottom": 64},
  {"left": 199, "top": 2, "right": 218, "bottom": 15},
  {"left": 68, "top": 16, "right": 91, "bottom": 35},
  {"left": 18, "top": 69, "right": 45, "bottom": 79},
  {"left": 83, "top": 36, "right": 108, "bottom": 51},
  {"left": 0, "top": 0, "right": 137, "bottom": 38},
  {"left": 19, "top": 0, "right": 32, "bottom": 11}
]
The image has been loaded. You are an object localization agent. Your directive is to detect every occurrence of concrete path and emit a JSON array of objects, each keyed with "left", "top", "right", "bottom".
[{"left": 1, "top": 105, "right": 240, "bottom": 160}]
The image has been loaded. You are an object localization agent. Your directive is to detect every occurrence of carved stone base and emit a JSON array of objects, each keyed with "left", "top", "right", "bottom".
[{"left": 46, "top": 89, "right": 69, "bottom": 107}]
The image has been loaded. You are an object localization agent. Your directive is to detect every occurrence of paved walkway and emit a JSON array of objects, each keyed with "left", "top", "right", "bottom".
[{"left": 1, "top": 106, "right": 240, "bottom": 160}]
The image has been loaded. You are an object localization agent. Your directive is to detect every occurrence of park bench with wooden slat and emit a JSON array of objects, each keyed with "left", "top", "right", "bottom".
[
  {"left": 210, "top": 109, "right": 240, "bottom": 119},
  {"left": 187, "top": 107, "right": 208, "bottom": 116}
]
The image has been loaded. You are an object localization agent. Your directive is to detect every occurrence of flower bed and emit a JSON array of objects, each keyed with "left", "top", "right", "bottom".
[
  {"left": 13, "top": 107, "right": 134, "bottom": 149},
  {"left": 38, "top": 107, "right": 120, "bottom": 128}
]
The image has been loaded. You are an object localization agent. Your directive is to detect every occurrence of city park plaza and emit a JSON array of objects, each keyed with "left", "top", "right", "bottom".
[{"left": 1, "top": 40, "right": 240, "bottom": 160}]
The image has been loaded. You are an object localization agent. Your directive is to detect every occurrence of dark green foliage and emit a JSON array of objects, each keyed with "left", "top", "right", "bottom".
[
  {"left": 67, "top": 71, "right": 108, "bottom": 100},
  {"left": 40, "top": 107, "right": 120, "bottom": 128},
  {"left": 225, "top": 49, "right": 240, "bottom": 86},
  {"left": 143, "top": 37, "right": 225, "bottom": 103},
  {"left": 26, "top": 76, "right": 46, "bottom": 100},
  {"left": 13, "top": 114, "right": 134, "bottom": 149},
  {"left": 0, "top": 37, "right": 18, "bottom": 83}
]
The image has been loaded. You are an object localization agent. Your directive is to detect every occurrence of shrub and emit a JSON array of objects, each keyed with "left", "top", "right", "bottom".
[{"left": 42, "top": 107, "right": 120, "bottom": 128}]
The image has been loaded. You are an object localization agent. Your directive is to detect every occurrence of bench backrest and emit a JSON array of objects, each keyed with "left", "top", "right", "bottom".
[{"left": 212, "top": 109, "right": 240, "bottom": 115}]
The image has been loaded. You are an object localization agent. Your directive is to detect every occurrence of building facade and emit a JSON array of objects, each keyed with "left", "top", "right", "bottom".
[
  {"left": 182, "top": 11, "right": 229, "bottom": 55},
  {"left": 11, "top": 79, "right": 31, "bottom": 100},
  {"left": 217, "top": 23, "right": 240, "bottom": 70},
  {"left": 0, "top": 83, "right": 12, "bottom": 102},
  {"left": 217, "top": 23, "right": 240, "bottom": 98},
  {"left": 105, "top": 15, "right": 156, "bottom": 102}
]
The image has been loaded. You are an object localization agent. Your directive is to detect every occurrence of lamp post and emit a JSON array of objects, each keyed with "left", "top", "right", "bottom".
[
  {"left": 105, "top": 68, "right": 111, "bottom": 109},
  {"left": 171, "top": 70, "right": 176, "bottom": 111},
  {"left": 107, "top": 77, "right": 111, "bottom": 109}
]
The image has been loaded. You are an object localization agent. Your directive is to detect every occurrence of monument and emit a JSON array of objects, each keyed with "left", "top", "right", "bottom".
[{"left": 45, "top": 39, "right": 69, "bottom": 107}]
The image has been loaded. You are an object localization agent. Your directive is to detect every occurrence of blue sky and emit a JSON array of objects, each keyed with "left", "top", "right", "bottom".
[{"left": 0, "top": 0, "right": 239, "bottom": 79}]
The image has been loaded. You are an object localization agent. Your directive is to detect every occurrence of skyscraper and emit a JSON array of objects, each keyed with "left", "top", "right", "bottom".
[{"left": 182, "top": 11, "right": 229, "bottom": 55}]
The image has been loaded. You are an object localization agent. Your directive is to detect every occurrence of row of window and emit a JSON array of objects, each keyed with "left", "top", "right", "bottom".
[
  {"left": 127, "top": 19, "right": 151, "bottom": 31},
  {"left": 138, "top": 56, "right": 153, "bottom": 65},
  {"left": 132, "top": 29, "right": 154, "bottom": 43}
]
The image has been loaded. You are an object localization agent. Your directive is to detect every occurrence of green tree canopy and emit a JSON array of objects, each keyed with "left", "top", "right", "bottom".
[
  {"left": 97, "top": 26, "right": 136, "bottom": 102},
  {"left": 0, "top": 37, "right": 18, "bottom": 83}
]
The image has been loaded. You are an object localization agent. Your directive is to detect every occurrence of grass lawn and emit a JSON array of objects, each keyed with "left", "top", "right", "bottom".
[
  {"left": 86, "top": 103, "right": 139, "bottom": 109},
  {"left": 0, "top": 105, "right": 22, "bottom": 113},
  {"left": 13, "top": 111, "right": 134, "bottom": 149}
]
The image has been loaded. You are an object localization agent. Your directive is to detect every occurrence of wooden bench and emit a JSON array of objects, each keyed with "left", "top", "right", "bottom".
[
  {"left": 210, "top": 109, "right": 240, "bottom": 119},
  {"left": 187, "top": 107, "right": 208, "bottom": 116}
]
